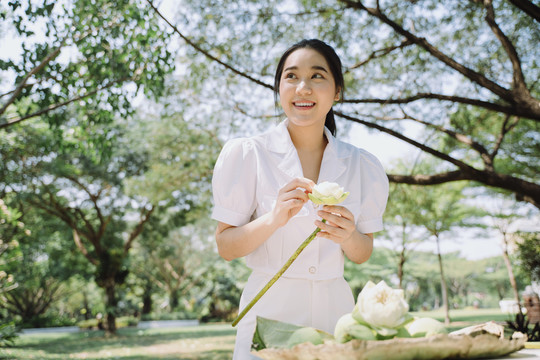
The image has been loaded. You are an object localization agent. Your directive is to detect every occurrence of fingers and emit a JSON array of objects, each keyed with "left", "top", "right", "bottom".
[
  {"left": 277, "top": 178, "right": 313, "bottom": 207},
  {"left": 315, "top": 219, "right": 349, "bottom": 239},
  {"left": 272, "top": 178, "right": 314, "bottom": 227},
  {"left": 318, "top": 205, "right": 354, "bottom": 224},
  {"left": 315, "top": 205, "right": 355, "bottom": 243},
  {"left": 279, "top": 177, "right": 315, "bottom": 195}
]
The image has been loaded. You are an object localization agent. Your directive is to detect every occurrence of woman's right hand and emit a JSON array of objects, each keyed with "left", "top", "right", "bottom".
[{"left": 271, "top": 177, "right": 315, "bottom": 228}]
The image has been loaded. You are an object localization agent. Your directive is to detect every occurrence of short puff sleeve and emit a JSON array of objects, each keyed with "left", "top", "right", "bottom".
[
  {"left": 211, "top": 138, "right": 257, "bottom": 226},
  {"left": 356, "top": 151, "right": 389, "bottom": 234}
]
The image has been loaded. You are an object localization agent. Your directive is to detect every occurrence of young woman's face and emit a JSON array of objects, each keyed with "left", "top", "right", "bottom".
[{"left": 279, "top": 48, "right": 340, "bottom": 130}]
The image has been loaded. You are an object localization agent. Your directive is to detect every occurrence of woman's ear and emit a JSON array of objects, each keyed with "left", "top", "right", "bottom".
[{"left": 334, "top": 87, "right": 341, "bottom": 102}]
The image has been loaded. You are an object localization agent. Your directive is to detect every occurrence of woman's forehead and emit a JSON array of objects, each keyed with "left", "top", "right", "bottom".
[{"left": 283, "top": 48, "right": 330, "bottom": 72}]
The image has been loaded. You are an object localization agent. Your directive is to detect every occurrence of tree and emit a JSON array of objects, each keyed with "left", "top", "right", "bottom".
[
  {"left": 413, "top": 181, "right": 482, "bottom": 324},
  {"left": 515, "top": 231, "right": 540, "bottom": 284},
  {"left": 145, "top": 0, "right": 539, "bottom": 208},
  {"left": 484, "top": 195, "right": 533, "bottom": 305},
  {"left": 198, "top": 258, "right": 251, "bottom": 322},
  {"left": 1, "top": 208, "right": 88, "bottom": 327},
  {"left": 4, "top": 120, "right": 157, "bottom": 333},
  {"left": 344, "top": 246, "right": 397, "bottom": 297},
  {"left": 383, "top": 182, "right": 430, "bottom": 289},
  {"left": 132, "top": 214, "right": 210, "bottom": 313},
  {"left": 479, "top": 255, "right": 527, "bottom": 305},
  {"left": 0, "top": 199, "right": 22, "bottom": 299},
  {"left": 0, "top": 0, "right": 174, "bottom": 135}
]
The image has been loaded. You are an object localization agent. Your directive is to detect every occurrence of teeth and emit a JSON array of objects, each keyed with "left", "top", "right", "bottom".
[{"left": 295, "top": 102, "right": 314, "bottom": 107}]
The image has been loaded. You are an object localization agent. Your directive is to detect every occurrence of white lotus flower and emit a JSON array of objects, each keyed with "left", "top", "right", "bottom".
[
  {"left": 352, "top": 280, "right": 410, "bottom": 334},
  {"left": 308, "top": 181, "right": 349, "bottom": 205},
  {"left": 334, "top": 313, "right": 376, "bottom": 343},
  {"left": 406, "top": 317, "right": 447, "bottom": 337}
]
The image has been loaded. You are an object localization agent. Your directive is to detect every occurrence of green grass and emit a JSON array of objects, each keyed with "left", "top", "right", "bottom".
[
  {"left": 0, "top": 323, "right": 236, "bottom": 360},
  {"left": 0, "top": 308, "right": 514, "bottom": 359}
]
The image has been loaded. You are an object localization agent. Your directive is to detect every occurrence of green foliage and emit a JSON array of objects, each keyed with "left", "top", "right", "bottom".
[
  {"left": 198, "top": 259, "right": 250, "bottom": 323},
  {"left": 1, "top": 0, "right": 175, "bottom": 146},
  {"left": 345, "top": 246, "right": 397, "bottom": 297},
  {"left": 0, "top": 320, "right": 19, "bottom": 348},
  {"left": 124, "top": 109, "right": 221, "bottom": 205},
  {"left": 506, "top": 312, "right": 540, "bottom": 342},
  {"left": 157, "top": 0, "right": 540, "bottom": 208},
  {"left": 251, "top": 316, "right": 332, "bottom": 351},
  {"left": 515, "top": 231, "right": 540, "bottom": 282},
  {"left": 77, "top": 316, "right": 138, "bottom": 330},
  {"left": 140, "top": 312, "right": 197, "bottom": 321}
]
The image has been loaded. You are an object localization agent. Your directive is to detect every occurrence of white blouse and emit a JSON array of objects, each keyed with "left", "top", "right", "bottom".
[{"left": 212, "top": 120, "right": 389, "bottom": 280}]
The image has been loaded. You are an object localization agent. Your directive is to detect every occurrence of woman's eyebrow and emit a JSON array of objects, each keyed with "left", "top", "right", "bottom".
[
  {"left": 311, "top": 65, "right": 328, "bottom": 73},
  {"left": 284, "top": 65, "right": 329, "bottom": 73}
]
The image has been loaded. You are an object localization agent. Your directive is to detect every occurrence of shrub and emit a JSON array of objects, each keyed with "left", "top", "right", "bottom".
[
  {"left": 140, "top": 311, "right": 197, "bottom": 321},
  {"left": 0, "top": 321, "right": 19, "bottom": 347},
  {"left": 77, "top": 316, "right": 139, "bottom": 330}
]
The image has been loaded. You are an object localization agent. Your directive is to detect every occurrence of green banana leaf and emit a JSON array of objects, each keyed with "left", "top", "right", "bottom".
[{"left": 251, "top": 316, "right": 334, "bottom": 351}]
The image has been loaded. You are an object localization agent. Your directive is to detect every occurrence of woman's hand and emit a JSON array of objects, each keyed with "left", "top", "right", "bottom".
[
  {"left": 315, "top": 205, "right": 356, "bottom": 245},
  {"left": 271, "top": 177, "right": 315, "bottom": 228}
]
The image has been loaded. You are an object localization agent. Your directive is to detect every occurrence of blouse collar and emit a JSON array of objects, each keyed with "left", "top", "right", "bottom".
[
  {"left": 265, "top": 119, "right": 351, "bottom": 182},
  {"left": 266, "top": 119, "right": 351, "bottom": 158}
]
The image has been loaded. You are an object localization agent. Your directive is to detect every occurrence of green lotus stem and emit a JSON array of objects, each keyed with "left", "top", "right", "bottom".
[{"left": 232, "top": 219, "right": 326, "bottom": 327}]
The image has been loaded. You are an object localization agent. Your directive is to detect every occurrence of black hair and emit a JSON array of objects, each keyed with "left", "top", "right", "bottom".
[{"left": 274, "top": 39, "right": 344, "bottom": 137}]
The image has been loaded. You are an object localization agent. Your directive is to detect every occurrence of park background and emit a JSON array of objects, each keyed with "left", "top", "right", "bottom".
[{"left": 0, "top": 0, "right": 539, "bottom": 358}]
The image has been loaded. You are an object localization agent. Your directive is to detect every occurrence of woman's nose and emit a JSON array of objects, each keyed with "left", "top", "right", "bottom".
[{"left": 296, "top": 80, "right": 312, "bottom": 95}]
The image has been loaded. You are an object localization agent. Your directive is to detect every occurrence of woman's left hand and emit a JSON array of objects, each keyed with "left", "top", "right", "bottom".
[{"left": 315, "top": 205, "right": 356, "bottom": 244}]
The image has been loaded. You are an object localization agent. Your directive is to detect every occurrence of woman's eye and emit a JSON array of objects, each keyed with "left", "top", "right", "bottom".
[
  {"left": 285, "top": 73, "right": 296, "bottom": 79},
  {"left": 313, "top": 73, "right": 324, "bottom": 79}
]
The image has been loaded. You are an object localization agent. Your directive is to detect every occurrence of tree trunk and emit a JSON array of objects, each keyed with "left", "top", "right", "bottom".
[
  {"left": 398, "top": 251, "right": 405, "bottom": 289},
  {"left": 501, "top": 233, "right": 521, "bottom": 305},
  {"left": 142, "top": 292, "right": 153, "bottom": 315},
  {"left": 105, "top": 284, "right": 117, "bottom": 334},
  {"left": 83, "top": 290, "right": 90, "bottom": 320},
  {"left": 398, "top": 222, "right": 406, "bottom": 289},
  {"left": 170, "top": 291, "right": 179, "bottom": 311},
  {"left": 436, "top": 235, "right": 451, "bottom": 325}
]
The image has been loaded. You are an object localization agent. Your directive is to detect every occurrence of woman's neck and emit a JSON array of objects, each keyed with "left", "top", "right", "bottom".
[{"left": 287, "top": 122, "right": 327, "bottom": 152}]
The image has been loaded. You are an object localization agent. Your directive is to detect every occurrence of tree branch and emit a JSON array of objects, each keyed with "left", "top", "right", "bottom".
[
  {"left": 507, "top": 0, "right": 540, "bottom": 23},
  {"left": 64, "top": 176, "right": 110, "bottom": 240},
  {"left": 0, "top": 75, "right": 134, "bottom": 130},
  {"left": 0, "top": 19, "right": 106, "bottom": 116},
  {"left": 482, "top": 0, "right": 529, "bottom": 98},
  {"left": 0, "top": 38, "right": 67, "bottom": 116},
  {"left": 347, "top": 39, "right": 413, "bottom": 70},
  {"left": 73, "top": 230, "right": 98, "bottom": 265},
  {"left": 145, "top": 0, "right": 273, "bottom": 91},
  {"left": 338, "top": 110, "right": 540, "bottom": 207},
  {"left": 491, "top": 115, "right": 520, "bottom": 160},
  {"left": 388, "top": 170, "right": 467, "bottom": 185},
  {"left": 335, "top": 110, "right": 477, "bottom": 171},
  {"left": 124, "top": 205, "right": 155, "bottom": 254},
  {"left": 388, "top": 168, "right": 540, "bottom": 208},
  {"left": 399, "top": 110, "right": 494, "bottom": 170},
  {"left": 343, "top": 92, "right": 538, "bottom": 120},
  {"left": 338, "top": 0, "right": 513, "bottom": 103}
]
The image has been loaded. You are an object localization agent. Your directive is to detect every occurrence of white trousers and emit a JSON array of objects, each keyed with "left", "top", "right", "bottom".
[{"left": 233, "top": 271, "right": 355, "bottom": 360}]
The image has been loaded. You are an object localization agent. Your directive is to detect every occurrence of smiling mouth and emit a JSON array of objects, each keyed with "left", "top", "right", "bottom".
[{"left": 293, "top": 102, "right": 315, "bottom": 108}]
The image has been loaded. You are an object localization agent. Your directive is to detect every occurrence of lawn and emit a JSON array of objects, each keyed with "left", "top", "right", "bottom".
[
  {"left": 1, "top": 323, "right": 236, "bottom": 360},
  {"left": 1, "top": 308, "right": 513, "bottom": 360}
]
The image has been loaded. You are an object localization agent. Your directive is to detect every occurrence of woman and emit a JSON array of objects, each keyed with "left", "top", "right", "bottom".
[{"left": 211, "top": 39, "right": 389, "bottom": 359}]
